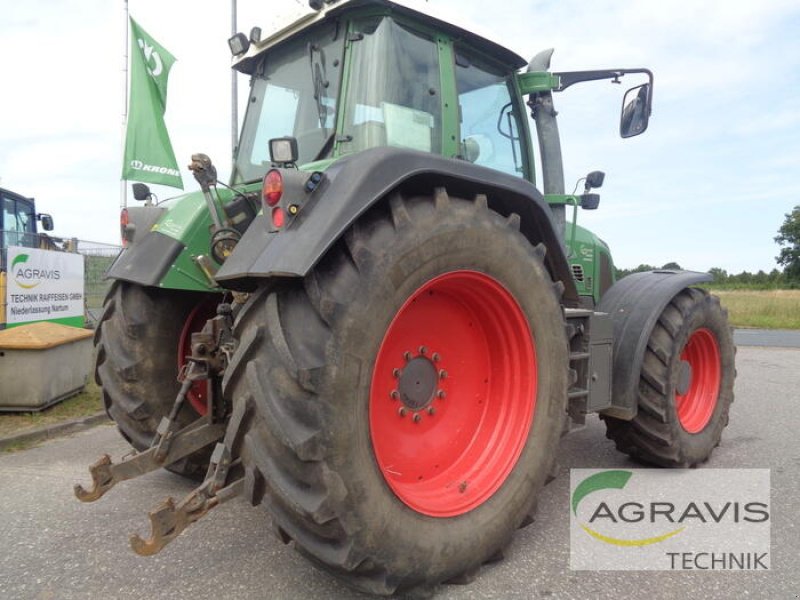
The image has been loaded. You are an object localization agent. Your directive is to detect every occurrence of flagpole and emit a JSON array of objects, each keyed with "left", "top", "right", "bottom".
[
  {"left": 121, "top": 0, "right": 129, "bottom": 209},
  {"left": 231, "top": 0, "right": 238, "bottom": 160}
]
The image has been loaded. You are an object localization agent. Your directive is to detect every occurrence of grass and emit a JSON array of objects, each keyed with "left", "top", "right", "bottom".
[
  {"left": 0, "top": 380, "right": 103, "bottom": 442},
  {"left": 709, "top": 289, "right": 800, "bottom": 330}
]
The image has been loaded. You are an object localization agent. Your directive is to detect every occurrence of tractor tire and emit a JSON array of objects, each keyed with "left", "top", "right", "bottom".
[
  {"left": 223, "top": 190, "right": 568, "bottom": 595},
  {"left": 94, "top": 281, "right": 218, "bottom": 478},
  {"left": 603, "top": 288, "right": 735, "bottom": 467}
]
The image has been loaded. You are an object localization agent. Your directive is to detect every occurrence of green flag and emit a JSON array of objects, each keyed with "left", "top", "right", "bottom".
[{"left": 122, "top": 17, "right": 183, "bottom": 189}]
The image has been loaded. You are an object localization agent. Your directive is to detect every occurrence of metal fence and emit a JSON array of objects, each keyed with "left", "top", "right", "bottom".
[{"left": 1, "top": 230, "right": 121, "bottom": 329}]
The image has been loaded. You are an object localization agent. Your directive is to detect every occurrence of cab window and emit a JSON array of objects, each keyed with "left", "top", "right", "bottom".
[
  {"left": 455, "top": 50, "right": 525, "bottom": 178},
  {"left": 234, "top": 22, "right": 345, "bottom": 182},
  {"left": 341, "top": 17, "right": 442, "bottom": 155},
  {"left": 2, "top": 193, "right": 36, "bottom": 249}
]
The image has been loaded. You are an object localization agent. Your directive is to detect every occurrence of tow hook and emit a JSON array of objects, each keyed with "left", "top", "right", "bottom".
[
  {"left": 73, "top": 416, "right": 225, "bottom": 503},
  {"left": 130, "top": 443, "right": 244, "bottom": 556},
  {"left": 74, "top": 301, "right": 245, "bottom": 554},
  {"left": 74, "top": 304, "right": 234, "bottom": 502}
]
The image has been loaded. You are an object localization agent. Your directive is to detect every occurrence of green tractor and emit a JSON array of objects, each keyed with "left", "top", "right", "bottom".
[{"left": 77, "top": 0, "right": 735, "bottom": 595}]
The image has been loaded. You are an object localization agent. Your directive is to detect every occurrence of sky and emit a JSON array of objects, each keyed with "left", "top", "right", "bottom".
[{"left": 1, "top": 0, "right": 798, "bottom": 272}]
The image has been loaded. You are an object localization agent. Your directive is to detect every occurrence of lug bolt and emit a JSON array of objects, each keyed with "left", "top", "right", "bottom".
[
  {"left": 403, "top": 351, "right": 412, "bottom": 362},
  {"left": 432, "top": 352, "right": 441, "bottom": 362},
  {"left": 427, "top": 406, "right": 436, "bottom": 416},
  {"left": 393, "top": 368, "right": 402, "bottom": 378},
  {"left": 436, "top": 389, "right": 446, "bottom": 400},
  {"left": 398, "top": 407, "right": 407, "bottom": 417},
  {"left": 419, "top": 346, "right": 427, "bottom": 355},
  {"left": 413, "top": 413, "right": 422, "bottom": 423},
  {"left": 390, "top": 390, "right": 399, "bottom": 400},
  {"left": 438, "top": 369, "right": 448, "bottom": 380}
]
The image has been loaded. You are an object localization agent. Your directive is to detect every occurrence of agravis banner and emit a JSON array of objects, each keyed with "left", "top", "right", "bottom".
[{"left": 5, "top": 246, "right": 85, "bottom": 328}]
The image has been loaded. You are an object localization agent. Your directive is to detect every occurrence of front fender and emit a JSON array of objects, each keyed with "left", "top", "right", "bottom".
[
  {"left": 107, "top": 189, "right": 246, "bottom": 292},
  {"left": 216, "top": 147, "right": 579, "bottom": 306},
  {"left": 597, "top": 270, "right": 713, "bottom": 419}
]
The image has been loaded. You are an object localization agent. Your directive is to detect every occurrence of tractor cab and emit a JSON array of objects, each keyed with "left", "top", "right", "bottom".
[
  {"left": 0, "top": 188, "right": 54, "bottom": 271},
  {"left": 230, "top": 1, "right": 651, "bottom": 192},
  {"left": 231, "top": 1, "right": 531, "bottom": 183}
]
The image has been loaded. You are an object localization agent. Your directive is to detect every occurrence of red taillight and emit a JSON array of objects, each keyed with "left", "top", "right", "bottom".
[
  {"left": 120, "top": 208, "right": 129, "bottom": 246},
  {"left": 271, "top": 207, "right": 286, "bottom": 228},
  {"left": 263, "top": 169, "right": 283, "bottom": 207}
]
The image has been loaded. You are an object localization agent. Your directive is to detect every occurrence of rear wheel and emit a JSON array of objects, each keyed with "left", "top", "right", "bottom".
[
  {"left": 603, "top": 288, "right": 735, "bottom": 467},
  {"left": 94, "top": 281, "right": 218, "bottom": 477},
  {"left": 223, "top": 190, "right": 568, "bottom": 595}
]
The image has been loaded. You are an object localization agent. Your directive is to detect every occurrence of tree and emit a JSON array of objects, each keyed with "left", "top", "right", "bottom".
[
  {"left": 775, "top": 205, "right": 800, "bottom": 281},
  {"left": 708, "top": 267, "right": 728, "bottom": 283},
  {"left": 615, "top": 264, "right": 657, "bottom": 279}
]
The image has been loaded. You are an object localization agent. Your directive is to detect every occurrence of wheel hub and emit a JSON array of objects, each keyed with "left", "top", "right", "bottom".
[
  {"left": 676, "top": 360, "right": 692, "bottom": 396},
  {"left": 178, "top": 299, "right": 219, "bottom": 416},
  {"left": 398, "top": 356, "right": 437, "bottom": 411},
  {"left": 676, "top": 328, "right": 721, "bottom": 433}
]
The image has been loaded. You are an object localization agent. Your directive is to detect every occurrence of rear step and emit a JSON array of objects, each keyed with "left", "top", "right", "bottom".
[{"left": 564, "top": 308, "right": 614, "bottom": 426}]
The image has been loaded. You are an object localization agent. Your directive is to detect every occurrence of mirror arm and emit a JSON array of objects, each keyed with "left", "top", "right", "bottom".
[{"left": 554, "top": 68, "right": 653, "bottom": 102}]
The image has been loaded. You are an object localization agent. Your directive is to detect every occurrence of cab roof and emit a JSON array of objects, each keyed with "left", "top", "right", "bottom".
[{"left": 233, "top": 0, "right": 527, "bottom": 75}]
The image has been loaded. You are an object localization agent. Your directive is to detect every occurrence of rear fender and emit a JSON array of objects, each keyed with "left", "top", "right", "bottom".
[
  {"left": 107, "top": 190, "right": 243, "bottom": 292},
  {"left": 597, "top": 270, "right": 712, "bottom": 419},
  {"left": 216, "top": 147, "right": 579, "bottom": 307}
]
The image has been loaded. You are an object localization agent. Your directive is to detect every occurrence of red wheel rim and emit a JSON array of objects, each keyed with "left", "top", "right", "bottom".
[
  {"left": 675, "top": 328, "right": 721, "bottom": 433},
  {"left": 369, "top": 271, "right": 536, "bottom": 517},
  {"left": 178, "top": 300, "right": 217, "bottom": 416}
]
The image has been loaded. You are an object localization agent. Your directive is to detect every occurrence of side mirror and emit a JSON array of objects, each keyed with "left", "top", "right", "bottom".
[
  {"left": 132, "top": 183, "right": 152, "bottom": 202},
  {"left": 620, "top": 83, "right": 651, "bottom": 138},
  {"left": 585, "top": 170, "right": 605, "bottom": 190},
  {"left": 37, "top": 213, "right": 54, "bottom": 231}
]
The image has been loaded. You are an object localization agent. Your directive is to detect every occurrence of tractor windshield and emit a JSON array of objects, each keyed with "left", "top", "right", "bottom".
[
  {"left": 338, "top": 16, "right": 442, "bottom": 156},
  {"left": 233, "top": 22, "right": 345, "bottom": 183}
]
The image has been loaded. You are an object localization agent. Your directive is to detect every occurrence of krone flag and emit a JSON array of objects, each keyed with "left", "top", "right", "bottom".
[{"left": 122, "top": 17, "right": 183, "bottom": 189}]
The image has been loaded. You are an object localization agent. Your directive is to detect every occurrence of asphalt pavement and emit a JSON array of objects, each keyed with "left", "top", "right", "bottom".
[
  {"left": 0, "top": 344, "right": 797, "bottom": 600},
  {"left": 733, "top": 328, "right": 800, "bottom": 348}
]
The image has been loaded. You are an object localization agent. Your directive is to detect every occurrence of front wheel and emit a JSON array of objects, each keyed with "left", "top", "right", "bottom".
[
  {"left": 603, "top": 288, "right": 735, "bottom": 467},
  {"left": 223, "top": 190, "right": 568, "bottom": 595}
]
